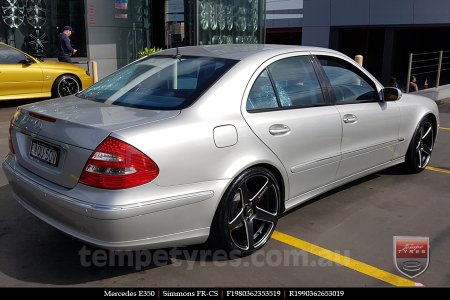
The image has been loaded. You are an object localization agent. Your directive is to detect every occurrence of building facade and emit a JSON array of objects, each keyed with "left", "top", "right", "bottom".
[
  {"left": 302, "top": 0, "right": 450, "bottom": 87},
  {"left": 266, "top": 0, "right": 303, "bottom": 45},
  {"left": 0, "top": 1, "right": 88, "bottom": 58},
  {"left": 1, "top": 0, "right": 267, "bottom": 79}
]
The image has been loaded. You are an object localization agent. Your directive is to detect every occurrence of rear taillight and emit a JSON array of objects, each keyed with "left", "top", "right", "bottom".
[
  {"left": 8, "top": 121, "right": 14, "bottom": 154},
  {"left": 79, "top": 136, "right": 159, "bottom": 190}
]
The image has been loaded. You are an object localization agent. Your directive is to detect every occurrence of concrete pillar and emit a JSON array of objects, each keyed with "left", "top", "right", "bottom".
[
  {"left": 355, "top": 55, "right": 363, "bottom": 66},
  {"left": 381, "top": 29, "right": 395, "bottom": 86}
]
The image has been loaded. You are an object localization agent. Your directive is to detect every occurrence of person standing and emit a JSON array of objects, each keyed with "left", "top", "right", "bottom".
[
  {"left": 409, "top": 76, "right": 419, "bottom": 92},
  {"left": 57, "top": 25, "right": 77, "bottom": 63}
]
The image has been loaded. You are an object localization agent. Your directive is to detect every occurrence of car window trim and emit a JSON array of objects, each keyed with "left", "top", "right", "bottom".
[
  {"left": 309, "top": 55, "right": 334, "bottom": 106},
  {"left": 265, "top": 67, "right": 283, "bottom": 108},
  {"left": 247, "top": 102, "right": 331, "bottom": 113}
]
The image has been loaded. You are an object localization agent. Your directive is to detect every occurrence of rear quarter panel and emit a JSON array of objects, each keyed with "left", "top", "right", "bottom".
[{"left": 113, "top": 60, "right": 289, "bottom": 199}]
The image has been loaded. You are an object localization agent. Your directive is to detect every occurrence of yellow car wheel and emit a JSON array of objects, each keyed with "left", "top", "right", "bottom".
[{"left": 52, "top": 75, "right": 81, "bottom": 98}]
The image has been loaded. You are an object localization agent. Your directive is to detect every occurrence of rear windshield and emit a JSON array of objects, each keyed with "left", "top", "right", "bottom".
[{"left": 77, "top": 55, "right": 237, "bottom": 110}]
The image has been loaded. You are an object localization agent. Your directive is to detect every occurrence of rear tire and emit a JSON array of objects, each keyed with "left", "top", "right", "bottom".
[
  {"left": 52, "top": 75, "right": 80, "bottom": 98},
  {"left": 403, "top": 117, "right": 434, "bottom": 173},
  {"left": 211, "top": 167, "right": 280, "bottom": 257}
]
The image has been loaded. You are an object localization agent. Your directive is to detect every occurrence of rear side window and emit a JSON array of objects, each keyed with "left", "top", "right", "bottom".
[
  {"left": 246, "top": 70, "right": 278, "bottom": 111},
  {"left": 318, "top": 56, "right": 379, "bottom": 104},
  {"left": 77, "top": 55, "right": 237, "bottom": 110},
  {"left": 268, "top": 56, "right": 325, "bottom": 108},
  {"left": 246, "top": 55, "right": 326, "bottom": 112}
]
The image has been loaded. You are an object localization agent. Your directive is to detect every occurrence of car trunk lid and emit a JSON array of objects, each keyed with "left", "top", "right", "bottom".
[{"left": 11, "top": 96, "right": 179, "bottom": 188}]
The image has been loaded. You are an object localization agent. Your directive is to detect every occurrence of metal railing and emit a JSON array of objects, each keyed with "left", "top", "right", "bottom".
[{"left": 406, "top": 50, "right": 450, "bottom": 92}]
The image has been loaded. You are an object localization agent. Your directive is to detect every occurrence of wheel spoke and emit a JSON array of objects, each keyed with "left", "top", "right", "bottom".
[
  {"left": 251, "top": 178, "right": 269, "bottom": 204},
  {"left": 228, "top": 210, "right": 244, "bottom": 231},
  {"left": 244, "top": 219, "right": 255, "bottom": 250},
  {"left": 254, "top": 207, "right": 277, "bottom": 224},
  {"left": 227, "top": 172, "right": 280, "bottom": 252},
  {"left": 58, "top": 78, "right": 80, "bottom": 97},
  {"left": 239, "top": 183, "right": 250, "bottom": 205},
  {"left": 422, "top": 144, "right": 432, "bottom": 156},
  {"left": 417, "top": 150, "right": 423, "bottom": 168},
  {"left": 422, "top": 126, "right": 432, "bottom": 139}
]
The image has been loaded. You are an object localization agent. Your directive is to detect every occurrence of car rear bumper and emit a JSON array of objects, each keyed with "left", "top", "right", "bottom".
[{"left": 3, "top": 156, "right": 225, "bottom": 250}]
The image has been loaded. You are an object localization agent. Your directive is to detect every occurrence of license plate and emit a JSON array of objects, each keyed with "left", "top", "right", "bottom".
[{"left": 30, "top": 140, "right": 60, "bottom": 167}]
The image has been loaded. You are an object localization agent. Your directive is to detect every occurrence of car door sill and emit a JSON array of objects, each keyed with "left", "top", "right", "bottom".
[{"left": 284, "top": 157, "right": 405, "bottom": 211}]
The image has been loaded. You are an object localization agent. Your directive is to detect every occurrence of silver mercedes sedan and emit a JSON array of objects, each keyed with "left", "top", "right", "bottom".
[{"left": 3, "top": 45, "right": 439, "bottom": 256}]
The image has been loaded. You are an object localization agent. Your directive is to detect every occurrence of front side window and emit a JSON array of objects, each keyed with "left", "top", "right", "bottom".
[
  {"left": 78, "top": 55, "right": 237, "bottom": 110},
  {"left": 0, "top": 44, "right": 28, "bottom": 64},
  {"left": 318, "top": 56, "right": 378, "bottom": 104}
]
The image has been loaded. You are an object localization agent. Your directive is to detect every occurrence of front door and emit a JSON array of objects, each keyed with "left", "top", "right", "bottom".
[
  {"left": 0, "top": 44, "right": 43, "bottom": 97},
  {"left": 316, "top": 54, "right": 400, "bottom": 179}
]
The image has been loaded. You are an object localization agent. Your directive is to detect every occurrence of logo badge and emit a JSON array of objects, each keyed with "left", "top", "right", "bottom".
[{"left": 394, "top": 236, "right": 429, "bottom": 278}]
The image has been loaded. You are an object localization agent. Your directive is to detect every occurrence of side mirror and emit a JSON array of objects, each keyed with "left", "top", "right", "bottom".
[
  {"left": 382, "top": 87, "right": 402, "bottom": 101},
  {"left": 20, "top": 57, "right": 34, "bottom": 65}
]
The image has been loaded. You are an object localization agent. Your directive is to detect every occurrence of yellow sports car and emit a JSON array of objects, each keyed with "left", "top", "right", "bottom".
[{"left": 0, "top": 42, "right": 93, "bottom": 101}]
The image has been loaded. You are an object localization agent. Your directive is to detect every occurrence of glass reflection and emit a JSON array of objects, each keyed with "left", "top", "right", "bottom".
[{"left": 196, "top": 0, "right": 265, "bottom": 45}]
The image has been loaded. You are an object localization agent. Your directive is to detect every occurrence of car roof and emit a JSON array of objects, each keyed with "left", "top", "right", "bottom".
[{"left": 155, "top": 44, "right": 342, "bottom": 61}]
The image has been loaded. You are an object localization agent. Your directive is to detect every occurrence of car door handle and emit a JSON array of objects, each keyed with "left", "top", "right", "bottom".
[
  {"left": 269, "top": 124, "right": 291, "bottom": 136},
  {"left": 343, "top": 114, "right": 358, "bottom": 124}
]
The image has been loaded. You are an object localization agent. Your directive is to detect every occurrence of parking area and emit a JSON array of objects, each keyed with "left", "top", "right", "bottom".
[{"left": 0, "top": 100, "right": 449, "bottom": 287}]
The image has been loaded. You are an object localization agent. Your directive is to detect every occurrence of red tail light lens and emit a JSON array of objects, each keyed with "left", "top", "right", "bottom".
[
  {"left": 29, "top": 112, "right": 56, "bottom": 123},
  {"left": 79, "top": 136, "right": 159, "bottom": 190},
  {"left": 8, "top": 121, "right": 15, "bottom": 154}
]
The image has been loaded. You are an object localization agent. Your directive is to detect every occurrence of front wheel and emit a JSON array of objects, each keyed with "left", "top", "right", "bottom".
[
  {"left": 52, "top": 75, "right": 80, "bottom": 98},
  {"left": 403, "top": 117, "right": 434, "bottom": 173},
  {"left": 211, "top": 167, "right": 280, "bottom": 256}
]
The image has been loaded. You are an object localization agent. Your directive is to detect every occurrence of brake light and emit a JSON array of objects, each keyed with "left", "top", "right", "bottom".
[
  {"left": 8, "top": 121, "right": 14, "bottom": 154},
  {"left": 79, "top": 136, "right": 159, "bottom": 189}
]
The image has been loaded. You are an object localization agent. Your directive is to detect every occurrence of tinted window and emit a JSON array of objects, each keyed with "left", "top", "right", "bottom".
[
  {"left": 318, "top": 56, "right": 378, "bottom": 104},
  {"left": 78, "top": 55, "right": 237, "bottom": 110},
  {"left": 268, "top": 56, "right": 325, "bottom": 107},
  {"left": 0, "top": 44, "right": 28, "bottom": 64},
  {"left": 246, "top": 70, "right": 278, "bottom": 111}
]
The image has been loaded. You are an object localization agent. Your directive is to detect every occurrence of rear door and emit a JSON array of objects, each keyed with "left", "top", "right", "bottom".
[
  {"left": 0, "top": 44, "right": 43, "bottom": 97},
  {"left": 242, "top": 53, "right": 342, "bottom": 199},
  {"left": 314, "top": 54, "right": 400, "bottom": 179}
]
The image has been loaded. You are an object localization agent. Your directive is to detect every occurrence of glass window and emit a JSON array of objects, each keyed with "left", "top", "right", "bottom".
[
  {"left": 185, "top": 0, "right": 265, "bottom": 46},
  {"left": 0, "top": 44, "right": 28, "bottom": 64},
  {"left": 268, "top": 56, "right": 325, "bottom": 107},
  {"left": 246, "top": 69, "right": 278, "bottom": 111},
  {"left": 318, "top": 56, "right": 378, "bottom": 104},
  {"left": 0, "top": 0, "right": 86, "bottom": 58},
  {"left": 78, "top": 55, "right": 237, "bottom": 110}
]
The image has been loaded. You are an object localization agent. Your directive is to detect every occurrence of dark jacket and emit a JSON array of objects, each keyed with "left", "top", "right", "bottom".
[{"left": 57, "top": 33, "right": 73, "bottom": 56}]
